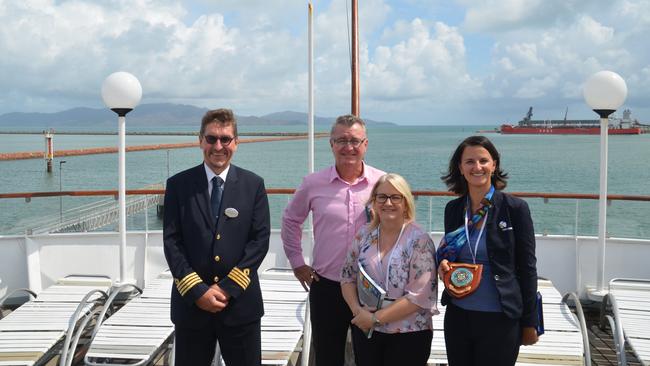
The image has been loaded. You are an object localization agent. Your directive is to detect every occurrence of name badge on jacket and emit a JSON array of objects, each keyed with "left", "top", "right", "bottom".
[{"left": 499, "top": 221, "right": 513, "bottom": 231}]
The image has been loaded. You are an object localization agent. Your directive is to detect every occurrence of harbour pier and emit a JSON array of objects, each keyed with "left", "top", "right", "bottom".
[{"left": 0, "top": 133, "right": 329, "bottom": 161}]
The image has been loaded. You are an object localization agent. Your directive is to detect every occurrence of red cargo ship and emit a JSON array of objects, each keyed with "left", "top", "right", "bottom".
[{"left": 500, "top": 107, "right": 647, "bottom": 135}]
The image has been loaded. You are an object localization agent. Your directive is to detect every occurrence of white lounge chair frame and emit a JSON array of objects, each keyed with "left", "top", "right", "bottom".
[
  {"left": 0, "top": 288, "right": 38, "bottom": 320},
  {"left": 84, "top": 274, "right": 174, "bottom": 366},
  {"left": 211, "top": 268, "right": 309, "bottom": 366},
  {"left": 429, "top": 279, "right": 590, "bottom": 366},
  {"left": 259, "top": 268, "right": 309, "bottom": 366},
  {"left": 600, "top": 278, "right": 650, "bottom": 366},
  {"left": 0, "top": 275, "right": 111, "bottom": 366}
]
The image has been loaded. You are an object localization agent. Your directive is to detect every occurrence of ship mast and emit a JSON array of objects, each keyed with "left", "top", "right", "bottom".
[
  {"left": 351, "top": 0, "right": 359, "bottom": 116},
  {"left": 308, "top": 2, "right": 314, "bottom": 174}
]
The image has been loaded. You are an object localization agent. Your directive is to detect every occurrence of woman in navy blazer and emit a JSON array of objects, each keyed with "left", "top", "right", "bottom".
[{"left": 438, "top": 136, "right": 539, "bottom": 366}]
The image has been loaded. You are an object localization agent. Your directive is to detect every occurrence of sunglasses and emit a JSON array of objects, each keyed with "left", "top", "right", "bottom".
[{"left": 203, "top": 134, "right": 235, "bottom": 146}]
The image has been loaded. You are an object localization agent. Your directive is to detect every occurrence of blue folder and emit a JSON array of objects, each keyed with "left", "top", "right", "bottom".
[{"left": 536, "top": 291, "right": 545, "bottom": 335}]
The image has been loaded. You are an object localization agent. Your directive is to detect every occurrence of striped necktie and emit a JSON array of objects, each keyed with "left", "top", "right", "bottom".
[{"left": 211, "top": 176, "right": 223, "bottom": 224}]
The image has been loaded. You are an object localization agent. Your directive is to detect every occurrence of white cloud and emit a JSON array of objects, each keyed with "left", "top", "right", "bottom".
[
  {"left": 619, "top": 0, "right": 650, "bottom": 24},
  {"left": 496, "top": 57, "right": 514, "bottom": 72},
  {"left": 460, "top": 0, "right": 605, "bottom": 33},
  {"left": 462, "top": 0, "right": 543, "bottom": 32},
  {"left": 503, "top": 43, "right": 544, "bottom": 70},
  {"left": 481, "top": 7, "right": 650, "bottom": 114},
  {"left": 514, "top": 76, "right": 557, "bottom": 98},
  {"left": 363, "top": 19, "right": 482, "bottom": 107},
  {"left": 0, "top": 0, "right": 311, "bottom": 114},
  {"left": 576, "top": 15, "right": 614, "bottom": 45},
  {"left": 1, "top": 0, "right": 650, "bottom": 124}
]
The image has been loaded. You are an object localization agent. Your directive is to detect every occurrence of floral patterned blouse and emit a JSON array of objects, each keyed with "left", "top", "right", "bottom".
[{"left": 341, "top": 221, "right": 439, "bottom": 333}]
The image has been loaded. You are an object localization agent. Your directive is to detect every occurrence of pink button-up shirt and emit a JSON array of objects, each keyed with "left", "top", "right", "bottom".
[{"left": 281, "top": 163, "right": 386, "bottom": 281}]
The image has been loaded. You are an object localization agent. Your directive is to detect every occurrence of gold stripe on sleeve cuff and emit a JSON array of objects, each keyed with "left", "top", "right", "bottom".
[
  {"left": 231, "top": 267, "right": 249, "bottom": 280},
  {"left": 177, "top": 275, "right": 200, "bottom": 295},
  {"left": 227, "top": 267, "right": 250, "bottom": 290},
  {"left": 177, "top": 274, "right": 201, "bottom": 294},
  {"left": 228, "top": 272, "right": 248, "bottom": 289},
  {"left": 177, "top": 272, "right": 200, "bottom": 290},
  {"left": 176, "top": 272, "right": 203, "bottom": 296},
  {"left": 179, "top": 277, "right": 202, "bottom": 296},
  {"left": 229, "top": 270, "right": 249, "bottom": 287},
  {"left": 231, "top": 267, "right": 250, "bottom": 286}
]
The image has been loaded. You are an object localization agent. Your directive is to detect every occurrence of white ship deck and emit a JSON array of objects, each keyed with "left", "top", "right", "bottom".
[
  {"left": 1, "top": 189, "right": 649, "bottom": 365},
  {"left": 2, "top": 231, "right": 650, "bottom": 365}
]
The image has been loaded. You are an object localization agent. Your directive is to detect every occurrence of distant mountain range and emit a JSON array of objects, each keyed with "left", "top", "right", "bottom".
[{"left": 0, "top": 103, "right": 395, "bottom": 129}]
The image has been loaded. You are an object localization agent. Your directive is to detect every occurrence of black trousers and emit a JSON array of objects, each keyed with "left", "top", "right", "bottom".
[
  {"left": 309, "top": 276, "right": 353, "bottom": 366},
  {"left": 444, "top": 303, "right": 521, "bottom": 366},
  {"left": 174, "top": 318, "right": 261, "bottom": 366},
  {"left": 351, "top": 325, "right": 433, "bottom": 366}
]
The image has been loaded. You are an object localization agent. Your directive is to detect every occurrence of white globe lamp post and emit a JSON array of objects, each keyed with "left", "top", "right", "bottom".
[
  {"left": 101, "top": 71, "right": 142, "bottom": 286},
  {"left": 582, "top": 70, "right": 627, "bottom": 295}
]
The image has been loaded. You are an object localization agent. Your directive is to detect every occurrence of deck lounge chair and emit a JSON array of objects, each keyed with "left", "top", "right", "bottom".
[
  {"left": 429, "top": 279, "right": 590, "bottom": 366},
  {"left": 516, "top": 279, "right": 590, "bottom": 366},
  {"left": 87, "top": 268, "right": 309, "bottom": 366},
  {"left": 259, "top": 268, "right": 309, "bottom": 366},
  {"left": 600, "top": 278, "right": 650, "bottom": 366},
  {"left": 84, "top": 273, "right": 174, "bottom": 366},
  {"left": 0, "top": 275, "right": 112, "bottom": 366}
]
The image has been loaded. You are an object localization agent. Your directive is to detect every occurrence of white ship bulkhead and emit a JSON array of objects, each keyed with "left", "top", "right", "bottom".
[{"left": 1, "top": 229, "right": 649, "bottom": 301}]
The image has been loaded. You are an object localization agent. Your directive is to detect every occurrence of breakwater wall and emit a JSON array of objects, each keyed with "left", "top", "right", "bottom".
[{"left": 0, "top": 133, "right": 328, "bottom": 161}]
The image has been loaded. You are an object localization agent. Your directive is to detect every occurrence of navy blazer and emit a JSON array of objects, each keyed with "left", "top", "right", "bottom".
[
  {"left": 163, "top": 163, "right": 270, "bottom": 328},
  {"left": 441, "top": 190, "right": 539, "bottom": 327}
]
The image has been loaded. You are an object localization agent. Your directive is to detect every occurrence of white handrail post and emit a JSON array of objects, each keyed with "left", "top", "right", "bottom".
[
  {"left": 596, "top": 116, "right": 608, "bottom": 291},
  {"left": 302, "top": 4, "right": 315, "bottom": 366},
  {"left": 582, "top": 70, "right": 627, "bottom": 294},
  {"left": 118, "top": 115, "right": 127, "bottom": 283}
]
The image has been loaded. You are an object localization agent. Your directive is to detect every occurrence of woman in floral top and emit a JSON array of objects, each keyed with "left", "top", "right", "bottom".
[{"left": 341, "top": 173, "right": 438, "bottom": 366}]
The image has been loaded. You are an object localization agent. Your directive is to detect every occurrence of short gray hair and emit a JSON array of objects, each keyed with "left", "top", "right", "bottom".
[{"left": 330, "top": 114, "right": 367, "bottom": 136}]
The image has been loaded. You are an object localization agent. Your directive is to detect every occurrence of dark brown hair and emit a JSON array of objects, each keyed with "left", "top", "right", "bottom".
[
  {"left": 441, "top": 135, "right": 508, "bottom": 194},
  {"left": 200, "top": 109, "right": 238, "bottom": 137}
]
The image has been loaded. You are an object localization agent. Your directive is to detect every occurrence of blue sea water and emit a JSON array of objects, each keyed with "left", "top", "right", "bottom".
[{"left": 0, "top": 124, "right": 649, "bottom": 238}]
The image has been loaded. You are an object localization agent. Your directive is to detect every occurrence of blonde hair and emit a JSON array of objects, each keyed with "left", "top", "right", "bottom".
[{"left": 366, "top": 173, "right": 416, "bottom": 231}]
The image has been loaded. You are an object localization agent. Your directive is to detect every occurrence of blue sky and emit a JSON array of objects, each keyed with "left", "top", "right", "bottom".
[{"left": 1, "top": 0, "right": 649, "bottom": 125}]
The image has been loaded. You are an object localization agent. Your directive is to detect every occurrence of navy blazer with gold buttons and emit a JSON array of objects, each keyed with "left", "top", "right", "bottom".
[
  {"left": 163, "top": 163, "right": 270, "bottom": 328},
  {"left": 441, "top": 190, "right": 539, "bottom": 327}
]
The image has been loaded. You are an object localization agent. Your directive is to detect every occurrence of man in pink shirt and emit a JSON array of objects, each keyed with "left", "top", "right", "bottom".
[{"left": 282, "top": 115, "right": 385, "bottom": 366}]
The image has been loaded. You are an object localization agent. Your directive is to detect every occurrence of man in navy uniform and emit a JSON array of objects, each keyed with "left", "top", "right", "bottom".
[{"left": 163, "top": 108, "right": 270, "bottom": 366}]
